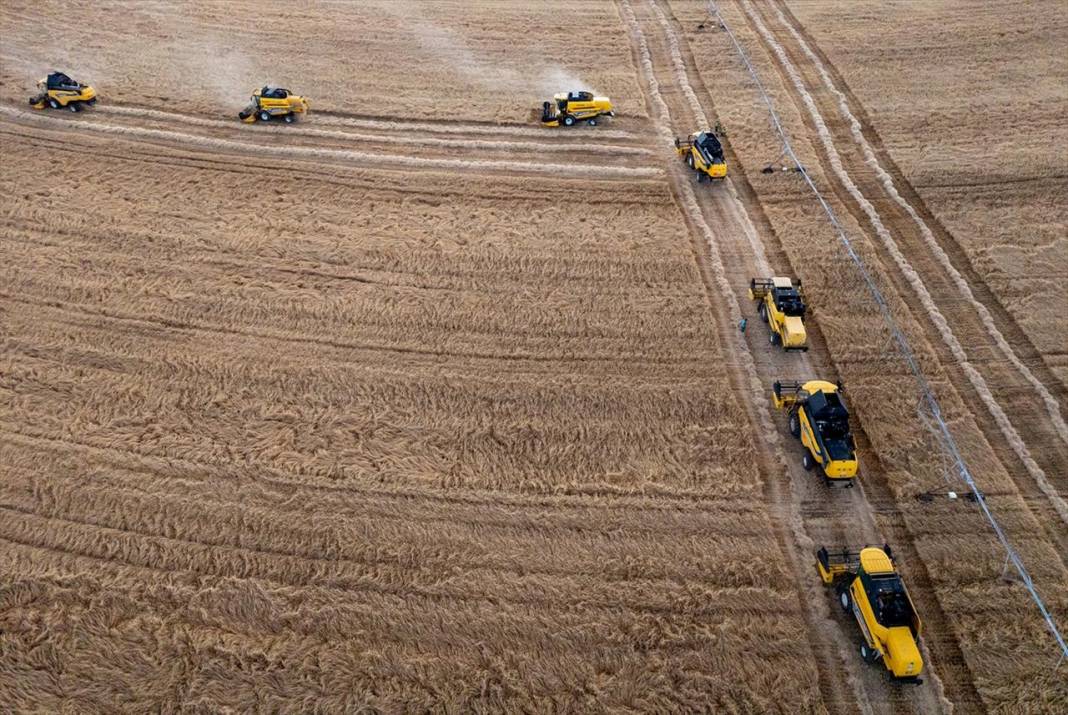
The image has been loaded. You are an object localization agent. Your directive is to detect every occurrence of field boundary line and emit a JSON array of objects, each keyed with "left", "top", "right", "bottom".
[
  {"left": 709, "top": 0, "right": 1068, "bottom": 663},
  {"left": 766, "top": 0, "right": 1067, "bottom": 444}
]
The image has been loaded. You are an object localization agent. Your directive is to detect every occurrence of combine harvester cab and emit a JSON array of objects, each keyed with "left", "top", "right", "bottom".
[
  {"left": 749, "top": 277, "right": 807, "bottom": 350},
  {"left": 772, "top": 379, "right": 858, "bottom": 485},
  {"left": 675, "top": 130, "right": 727, "bottom": 182},
  {"left": 817, "top": 546, "right": 924, "bottom": 682},
  {"left": 541, "top": 91, "right": 614, "bottom": 127},
  {"left": 239, "top": 86, "right": 310, "bottom": 123},
  {"left": 29, "top": 72, "right": 97, "bottom": 112}
]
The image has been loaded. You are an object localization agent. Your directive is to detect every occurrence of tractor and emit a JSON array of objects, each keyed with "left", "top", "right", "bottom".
[
  {"left": 29, "top": 72, "right": 97, "bottom": 112},
  {"left": 749, "top": 277, "right": 808, "bottom": 351},
  {"left": 817, "top": 545, "right": 924, "bottom": 682},
  {"left": 772, "top": 379, "right": 858, "bottom": 484},
  {"left": 541, "top": 91, "right": 614, "bottom": 127},
  {"left": 239, "top": 86, "right": 309, "bottom": 123},
  {"left": 675, "top": 130, "right": 727, "bottom": 181}
]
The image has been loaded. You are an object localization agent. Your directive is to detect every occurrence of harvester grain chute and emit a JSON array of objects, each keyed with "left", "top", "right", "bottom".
[
  {"left": 28, "top": 72, "right": 97, "bottom": 112},
  {"left": 749, "top": 277, "right": 808, "bottom": 350},
  {"left": 239, "top": 86, "right": 309, "bottom": 123},
  {"left": 772, "top": 379, "right": 858, "bottom": 484},
  {"left": 817, "top": 545, "right": 924, "bottom": 682},
  {"left": 675, "top": 130, "right": 727, "bottom": 182},
  {"left": 541, "top": 91, "right": 614, "bottom": 127}
]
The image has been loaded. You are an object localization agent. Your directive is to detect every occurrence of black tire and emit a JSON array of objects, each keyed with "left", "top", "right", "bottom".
[
  {"left": 839, "top": 587, "right": 851, "bottom": 613},
  {"left": 563, "top": 115, "right": 575, "bottom": 127},
  {"left": 68, "top": 101, "right": 80, "bottom": 113},
  {"left": 770, "top": 331, "right": 780, "bottom": 346},
  {"left": 48, "top": 98, "right": 61, "bottom": 110},
  {"left": 860, "top": 643, "right": 878, "bottom": 664},
  {"left": 803, "top": 451, "right": 815, "bottom": 471},
  {"left": 587, "top": 118, "right": 597, "bottom": 126},
  {"left": 259, "top": 110, "right": 271, "bottom": 122},
  {"left": 789, "top": 412, "right": 801, "bottom": 438},
  {"left": 686, "top": 153, "right": 694, "bottom": 169},
  {"left": 283, "top": 113, "right": 295, "bottom": 123},
  {"left": 758, "top": 302, "right": 767, "bottom": 322}
]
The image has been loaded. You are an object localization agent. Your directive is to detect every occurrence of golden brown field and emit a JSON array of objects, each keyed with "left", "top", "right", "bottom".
[{"left": 1, "top": 1, "right": 1065, "bottom": 713}]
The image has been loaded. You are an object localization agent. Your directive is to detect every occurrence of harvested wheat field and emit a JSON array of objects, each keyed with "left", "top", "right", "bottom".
[{"left": 1, "top": 1, "right": 1066, "bottom": 713}]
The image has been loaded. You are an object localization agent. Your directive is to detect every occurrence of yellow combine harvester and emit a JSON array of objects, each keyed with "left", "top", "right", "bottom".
[
  {"left": 749, "top": 277, "right": 808, "bottom": 350},
  {"left": 675, "top": 130, "right": 727, "bottom": 182},
  {"left": 541, "top": 91, "right": 614, "bottom": 127},
  {"left": 772, "top": 379, "right": 858, "bottom": 484},
  {"left": 817, "top": 545, "right": 924, "bottom": 681},
  {"left": 239, "top": 86, "right": 309, "bottom": 123},
  {"left": 28, "top": 72, "right": 97, "bottom": 112}
]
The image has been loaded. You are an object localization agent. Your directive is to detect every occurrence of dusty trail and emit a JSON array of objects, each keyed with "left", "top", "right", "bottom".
[
  {"left": 645, "top": 0, "right": 1020, "bottom": 711},
  {"left": 617, "top": 1, "right": 966, "bottom": 712},
  {"left": 0, "top": 106, "right": 661, "bottom": 181},
  {"left": 739, "top": 0, "right": 1068, "bottom": 528}
]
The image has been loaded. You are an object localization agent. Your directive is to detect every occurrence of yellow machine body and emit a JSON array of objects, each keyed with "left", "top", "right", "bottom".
[
  {"left": 749, "top": 276, "right": 808, "bottom": 350},
  {"left": 239, "top": 87, "right": 310, "bottom": 123},
  {"left": 817, "top": 546, "right": 924, "bottom": 681},
  {"left": 675, "top": 131, "right": 727, "bottom": 181},
  {"left": 772, "top": 379, "right": 858, "bottom": 483},
  {"left": 29, "top": 72, "right": 97, "bottom": 111},
  {"left": 541, "top": 91, "right": 614, "bottom": 127}
]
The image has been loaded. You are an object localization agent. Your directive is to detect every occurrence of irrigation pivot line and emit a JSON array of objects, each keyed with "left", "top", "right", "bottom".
[{"left": 706, "top": 1, "right": 1067, "bottom": 664}]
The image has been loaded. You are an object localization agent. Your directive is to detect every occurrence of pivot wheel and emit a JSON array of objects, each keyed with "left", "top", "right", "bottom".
[
  {"left": 259, "top": 110, "right": 271, "bottom": 122},
  {"left": 789, "top": 412, "right": 801, "bottom": 438},
  {"left": 758, "top": 302, "right": 767, "bottom": 322},
  {"left": 587, "top": 118, "right": 597, "bottom": 126},
  {"left": 563, "top": 115, "right": 575, "bottom": 127},
  {"left": 686, "top": 153, "right": 695, "bottom": 169},
  {"left": 283, "top": 113, "right": 295, "bottom": 123},
  {"left": 68, "top": 102, "right": 80, "bottom": 113},
  {"left": 802, "top": 451, "right": 815, "bottom": 471},
  {"left": 769, "top": 331, "right": 780, "bottom": 346},
  {"left": 48, "top": 98, "right": 61, "bottom": 109},
  {"left": 860, "top": 643, "right": 879, "bottom": 664},
  {"left": 839, "top": 588, "right": 851, "bottom": 613}
]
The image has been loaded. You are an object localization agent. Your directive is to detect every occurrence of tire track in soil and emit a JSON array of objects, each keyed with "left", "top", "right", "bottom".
[
  {"left": 0, "top": 106, "right": 662, "bottom": 181},
  {"left": 739, "top": 0, "right": 1068, "bottom": 530},
  {"left": 95, "top": 104, "right": 654, "bottom": 158},
  {"left": 720, "top": 2, "right": 1053, "bottom": 710},
  {"left": 618, "top": 1, "right": 890, "bottom": 712},
  {"left": 764, "top": 0, "right": 1068, "bottom": 467},
  {"left": 650, "top": 1, "right": 997, "bottom": 711},
  {"left": 771, "top": 0, "right": 1068, "bottom": 414}
]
